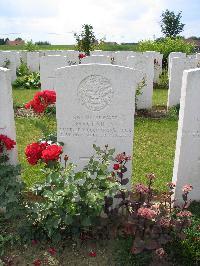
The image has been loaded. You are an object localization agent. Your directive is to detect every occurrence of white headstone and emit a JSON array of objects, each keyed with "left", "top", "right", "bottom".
[
  {"left": 61, "top": 50, "right": 79, "bottom": 65},
  {"left": 40, "top": 55, "right": 69, "bottom": 90},
  {"left": 55, "top": 64, "right": 141, "bottom": 190},
  {"left": 145, "top": 51, "right": 163, "bottom": 83},
  {"left": 27, "top": 52, "right": 40, "bottom": 72},
  {"left": 0, "top": 51, "right": 20, "bottom": 81},
  {"left": 91, "top": 50, "right": 114, "bottom": 57},
  {"left": 172, "top": 68, "right": 200, "bottom": 203},
  {"left": 126, "top": 55, "right": 154, "bottom": 109},
  {"left": 81, "top": 55, "right": 111, "bottom": 64},
  {"left": 19, "top": 50, "right": 27, "bottom": 63},
  {"left": 114, "top": 51, "right": 138, "bottom": 66},
  {"left": 168, "top": 52, "right": 186, "bottom": 77},
  {"left": 167, "top": 57, "right": 198, "bottom": 107},
  {"left": 0, "top": 68, "right": 17, "bottom": 164},
  {"left": 44, "top": 50, "right": 64, "bottom": 56}
]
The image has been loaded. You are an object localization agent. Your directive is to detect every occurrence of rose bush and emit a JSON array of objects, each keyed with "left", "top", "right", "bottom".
[
  {"left": 0, "top": 134, "right": 16, "bottom": 155},
  {"left": 25, "top": 90, "right": 56, "bottom": 114},
  {"left": 25, "top": 141, "right": 62, "bottom": 167}
]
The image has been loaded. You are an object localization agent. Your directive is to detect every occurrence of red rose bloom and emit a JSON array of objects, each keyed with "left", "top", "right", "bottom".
[
  {"left": 25, "top": 142, "right": 48, "bottom": 165},
  {"left": 33, "top": 259, "right": 42, "bottom": 266},
  {"left": 0, "top": 134, "right": 16, "bottom": 152},
  {"left": 41, "top": 144, "right": 62, "bottom": 162},
  {"left": 113, "top": 163, "right": 120, "bottom": 171},
  {"left": 31, "top": 239, "right": 38, "bottom": 245},
  {"left": 48, "top": 247, "right": 57, "bottom": 256},
  {"left": 79, "top": 53, "right": 86, "bottom": 59},
  {"left": 88, "top": 251, "right": 96, "bottom": 257},
  {"left": 25, "top": 90, "right": 56, "bottom": 114}
]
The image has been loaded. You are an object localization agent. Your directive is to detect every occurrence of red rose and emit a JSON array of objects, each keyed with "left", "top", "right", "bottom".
[
  {"left": 25, "top": 142, "right": 48, "bottom": 165},
  {"left": 88, "top": 251, "right": 96, "bottom": 257},
  {"left": 33, "top": 259, "right": 42, "bottom": 266},
  {"left": 0, "top": 134, "right": 16, "bottom": 152},
  {"left": 113, "top": 164, "right": 120, "bottom": 171},
  {"left": 79, "top": 53, "right": 86, "bottom": 59},
  {"left": 25, "top": 90, "right": 56, "bottom": 114},
  {"left": 48, "top": 247, "right": 57, "bottom": 256},
  {"left": 31, "top": 239, "right": 38, "bottom": 245},
  {"left": 41, "top": 144, "right": 62, "bottom": 162}
]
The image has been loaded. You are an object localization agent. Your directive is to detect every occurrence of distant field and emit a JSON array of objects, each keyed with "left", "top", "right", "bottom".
[{"left": 0, "top": 44, "right": 138, "bottom": 51}]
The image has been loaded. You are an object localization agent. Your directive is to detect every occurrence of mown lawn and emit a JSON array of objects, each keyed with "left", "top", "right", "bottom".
[
  {"left": 153, "top": 87, "right": 168, "bottom": 107},
  {"left": 13, "top": 88, "right": 177, "bottom": 191},
  {"left": 0, "top": 44, "right": 138, "bottom": 51},
  {"left": 13, "top": 88, "right": 38, "bottom": 106}
]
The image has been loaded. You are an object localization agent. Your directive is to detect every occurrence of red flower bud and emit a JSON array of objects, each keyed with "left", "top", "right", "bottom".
[
  {"left": 48, "top": 247, "right": 56, "bottom": 256},
  {"left": 113, "top": 164, "right": 120, "bottom": 171},
  {"left": 88, "top": 251, "right": 96, "bottom": 257}
]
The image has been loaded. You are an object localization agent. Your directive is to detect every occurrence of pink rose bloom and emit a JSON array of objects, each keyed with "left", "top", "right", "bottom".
[
  {"left": 176, "top": 210, "right": 192, "bottom": 218},
  {"left": 182, "top": 184, "right": 193, "bottom": 193},
  {"left": 135, "top": 183, "right": 149, "bottom": 194},
  {"left": 137, "top": 207, "right": 157, "bottom": 220}
]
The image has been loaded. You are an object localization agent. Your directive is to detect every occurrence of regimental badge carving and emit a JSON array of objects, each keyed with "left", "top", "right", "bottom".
[{"left": 77, "top": 75, "right": 113, "bottom": 111}]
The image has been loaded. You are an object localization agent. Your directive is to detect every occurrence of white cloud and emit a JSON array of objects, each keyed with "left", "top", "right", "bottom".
[{"left": 0, "top": 0, "right": 199, "bottom": 44}]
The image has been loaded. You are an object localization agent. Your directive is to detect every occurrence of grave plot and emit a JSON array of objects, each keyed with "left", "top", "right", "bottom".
[{"left": 55, "top": 63, "right": 142, "bottom": 190}]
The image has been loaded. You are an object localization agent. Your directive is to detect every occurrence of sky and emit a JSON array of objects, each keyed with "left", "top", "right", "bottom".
[{"left": 0, "top": 0, "right": 200, "bottom": 44}]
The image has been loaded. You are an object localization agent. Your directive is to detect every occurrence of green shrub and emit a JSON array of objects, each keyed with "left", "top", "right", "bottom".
[
  {"left": 138, "top": 37, "right": 195, "bottom": 67},
  {"left": 167, "top": 104, "right": 180, "bottom": 120},
  {"left": 27, "top": 145, "right": 122, "bottom": 240},
  {"left": 157, "top": 69, "right": 169, "bottom": 89},
  {"left": 25, "top": 40, "right": 39, "bottom": 52},
  {"left": 166, "top": 202, "right": 200, "bottom": 266},
  {"left": 16, "top": 60, "right": 30, "bottom": 77},
  {"left": 13, "top": 72, "right": 40, "bottom": 90}
]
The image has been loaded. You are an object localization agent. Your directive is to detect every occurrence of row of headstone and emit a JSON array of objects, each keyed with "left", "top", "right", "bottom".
[
  {"left": 167, "top": 52, "right": 200, "bottom": 107},
  {"left": 0, "top": 50, "right": 80, "bottom": 80},
  {"left": 40, "top": 51, "right": 158, "bottom": 110},
  {"left": 88, "top": 50, "right": 162, "bottom": 84},
  {"left": 1, "top": 60, "right": 199, "bottom": 203},
  {"left": 54, "top": 63, "right": 200, "bottom": 203},
  {"left": 0, "top": 67, "right": 17, "bottom": 164}
]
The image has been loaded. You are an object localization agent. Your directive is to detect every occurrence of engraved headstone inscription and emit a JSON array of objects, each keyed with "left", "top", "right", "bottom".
[{"left": 55, "top": 64, "right": 141, "bottom": 189}]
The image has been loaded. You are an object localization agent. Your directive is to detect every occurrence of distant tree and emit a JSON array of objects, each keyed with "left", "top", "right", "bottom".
[
  {"left": 160, "top": 9, "right": 185, "bottom": 38},
  {"left": 25, "top": 40, "right": 39, "bottom": 51},
  {"left": 74, "top": 24, "right": 97, "bottom": 55},
  {"left": 15, "top": 37, "right": 23, "bottom": 41},
  {"left": 35, "top": 41, "right": 51, "bottom": 45},
  {"left": 188, "top": 36, "right": 200, "bottom": 40},
  {"left": 0, "top": 38, "right": 6, "bottom": 45}
]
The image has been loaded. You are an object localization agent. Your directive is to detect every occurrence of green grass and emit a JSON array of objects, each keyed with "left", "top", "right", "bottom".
[
  {"left": 0, "top": 44, "right": 138, "bottom": 51},
  {"left": 13, "top": 88, "right": 39, "bottom": 106},
  {"left": 133, "top": 117, "right": 178, "bottom": 190},
  {"left": 0, "top": 45, "right": 76, "bottom": 50},
  {"left": 16, "top": 116, "right": 56, "bottom": 187},
  {"left": 13, "top": 88, "right": 177, "bottom": 191},
  {"left": 153, "top": 88, "right": 168, "bottom": 107}
]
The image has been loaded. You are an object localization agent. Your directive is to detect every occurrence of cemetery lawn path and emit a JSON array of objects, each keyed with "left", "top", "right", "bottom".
[
  {"left": 153, "top": 88, "right": 168, "bottom": 107},
  {"left": 133, "top": 117, "right": 178, "bottom": 191}
]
